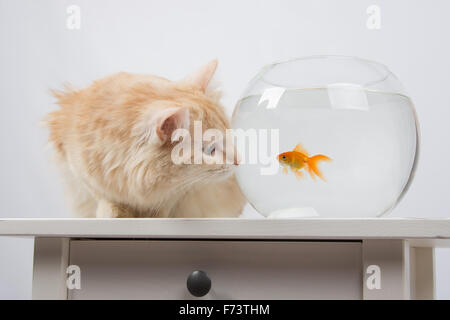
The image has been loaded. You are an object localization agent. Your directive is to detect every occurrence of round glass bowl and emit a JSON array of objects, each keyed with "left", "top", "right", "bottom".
[{"left": 232, "top": 56, "right": 419, "bottom": 218}]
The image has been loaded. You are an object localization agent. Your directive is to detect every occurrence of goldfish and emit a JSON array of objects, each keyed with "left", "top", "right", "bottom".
[{"left": 277, "top": 143, "right": 332, "bottom": 181}]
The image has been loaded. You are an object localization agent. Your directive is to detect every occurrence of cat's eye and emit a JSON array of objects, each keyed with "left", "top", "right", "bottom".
[{"left": 203, "top": 144, "right": 216, "bottom": 156}]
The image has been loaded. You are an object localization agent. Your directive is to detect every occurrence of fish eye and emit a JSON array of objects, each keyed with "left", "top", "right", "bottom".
[{"left": 282, "top": 155, "right": 286, "bottom": 159}]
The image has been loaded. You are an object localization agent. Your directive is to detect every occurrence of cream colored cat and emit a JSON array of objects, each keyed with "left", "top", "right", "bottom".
[{"left": 45, "top": 60, "right": 246, "bottom": 218}]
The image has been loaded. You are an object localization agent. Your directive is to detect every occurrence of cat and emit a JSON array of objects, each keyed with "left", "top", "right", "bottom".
[{"left": 45, "top": 60, "right": 246, "bottom": 218}]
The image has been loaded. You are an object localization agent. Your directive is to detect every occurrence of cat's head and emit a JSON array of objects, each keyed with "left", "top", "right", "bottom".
[{"left": 130, "top": 60, "right": 239, "bottom": 194}]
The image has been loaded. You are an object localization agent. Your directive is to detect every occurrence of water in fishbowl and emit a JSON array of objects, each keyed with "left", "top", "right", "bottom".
[{"left": 232, "top": 87, "right": 419, "bottom": 218}]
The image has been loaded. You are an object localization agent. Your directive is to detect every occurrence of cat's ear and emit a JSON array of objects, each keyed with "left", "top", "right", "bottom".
[
  {"left": 154, "top": 107, "right": 190, "bottom": 143},
  {"left": 183, "top": 59, "right": 218, "bottom": 92}
]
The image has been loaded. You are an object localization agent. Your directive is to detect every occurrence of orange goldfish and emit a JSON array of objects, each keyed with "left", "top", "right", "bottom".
[{"left": 277, "top": 143, "right": 332, "bottom": 181}]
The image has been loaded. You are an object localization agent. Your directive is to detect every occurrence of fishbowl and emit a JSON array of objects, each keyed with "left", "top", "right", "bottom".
[{"left": 232, "top": 56, "right": 419, "bottom": 218}]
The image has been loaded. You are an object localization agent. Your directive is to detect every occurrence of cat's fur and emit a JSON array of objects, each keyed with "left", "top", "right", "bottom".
[{"left": 45, "top": 60, "right": 246, "bottom": 218}]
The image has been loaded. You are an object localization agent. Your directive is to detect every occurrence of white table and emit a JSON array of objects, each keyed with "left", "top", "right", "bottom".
[{"left": 1, "top": 218, "right": 449, "bottom": 300}]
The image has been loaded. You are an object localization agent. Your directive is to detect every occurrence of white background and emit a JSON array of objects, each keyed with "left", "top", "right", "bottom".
[{"left": 0, "top": 0, "right": 449, "bottom": 299}]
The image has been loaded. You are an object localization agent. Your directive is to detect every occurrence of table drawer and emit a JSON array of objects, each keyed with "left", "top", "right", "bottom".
[{"left": 68, "top": 240, "right": 362, "bottom": 299}]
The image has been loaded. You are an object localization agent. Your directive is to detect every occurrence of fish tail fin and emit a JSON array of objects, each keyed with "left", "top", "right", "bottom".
[
  {"left": 307, "top": 155, "right": 332, "bottom": 181},
  {"left": 307, "top": 166, "right": 317, "bottom": 181}
]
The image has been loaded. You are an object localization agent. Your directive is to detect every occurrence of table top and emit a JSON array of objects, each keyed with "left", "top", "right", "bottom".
[{"left": 1, "top": 218, "right": 450, "bottom": 247}]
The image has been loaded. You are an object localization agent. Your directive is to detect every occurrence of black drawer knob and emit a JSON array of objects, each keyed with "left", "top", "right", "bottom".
[{"left": 186, "top": 270, "right": 211, "bottom": 297}]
